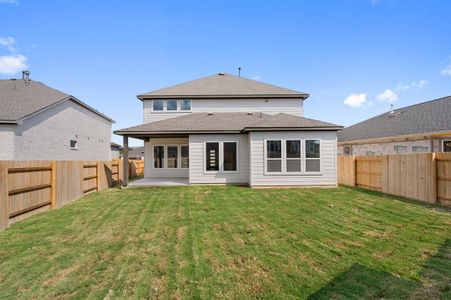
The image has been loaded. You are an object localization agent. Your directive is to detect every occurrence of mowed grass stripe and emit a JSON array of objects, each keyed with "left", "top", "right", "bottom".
[{"left": 0, "top": 186, "right": 449, "bottom": 299}]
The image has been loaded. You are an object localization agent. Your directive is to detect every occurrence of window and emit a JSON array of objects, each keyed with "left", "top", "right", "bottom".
[
  {"left": 286, "top": 140, "right": 301, "bottom": 172},
  {"left": 266, "top": 140, "right": 282, "bottom": 172},
  {"left": 70, "top": 140, "right": 78, "bottom": 150},
  {"left": 223, "top": 142, "right": 237, "bottom": 171},
  {"left": 343, "top": 145, "right": 352, "bottom": 156},
  {"left": 181, "top": 145, "right": 189, "bottom": 168},
  {"left": 306, "top": 140, "right": 321, "bottom": 172},
  {"left": 167, "top": 100, "right": 178, "bottom": 111},
  {"left": 206, "top": 142, "right": 219, "bottom": 171},
  {"left": 153, "top": 100, "right": 164, "bottom": 111},
  {"left": 154, "top": 146, "right": 164, "bottom": 168},
  {"left": 180, "top": 99, "right": 191, "bottom": 111},
  {"left": 167, "top": 146, "right": 178, "bottom": 168},
  {"left": 443, "top": 140, "right": 451, "bottom": 152}
]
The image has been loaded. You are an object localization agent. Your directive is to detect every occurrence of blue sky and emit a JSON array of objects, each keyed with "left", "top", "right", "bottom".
[{"left": 1, "top": 0, "right": 450, "bottom": 146}]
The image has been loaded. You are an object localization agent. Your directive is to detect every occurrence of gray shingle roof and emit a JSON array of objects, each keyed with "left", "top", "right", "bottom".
[
  {"left": 247, "top": 113, "right": 341, "bottom": 130},
  {"left": 138, "top": 73, "right": 309, "bottom": 99},
  {"left": 338, "top": 96, "right": 451, "bottom": 142},
  {"left": 114, "top": 112, "right": 341, "bottom": 135},
  {"left": 0, "top": 79, "right": 114, "bottom": 123}
]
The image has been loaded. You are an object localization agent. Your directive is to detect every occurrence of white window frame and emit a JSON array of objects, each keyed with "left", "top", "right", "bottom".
[
  {"left": 153, "top": 145, "right": 165, "bottom": 168},
  {"left": 151, "top": 99, "right": 192, "bottom": 112},
  {"left": 304, "top": 139, "right": 322, "bottom": 174},
  {"left": 180, "top": 144, "right": 189, "bottom": 169},
  {"left": 180, "top": 99, "right": 192, "bottom": 111},
  {"left": 443, "top": 139, "right": 451, "bottom": 152},
  {"left": 265, "top": 140, "right": 283, "bottom": 174},
  {"left": 152, "top": 144, "right": 189, "bottom": 169},
  {"left": 152, "top": 100, "right": 165, "bottom": 112},
  {"left": 286, "top": 140, "right": 302, "bottom": 173},
  {"left": 264, "top": 139, "right": 322, "bottom": 175},
  {"left": 204, "top": 141, "right": 239, "bottom": 174}
]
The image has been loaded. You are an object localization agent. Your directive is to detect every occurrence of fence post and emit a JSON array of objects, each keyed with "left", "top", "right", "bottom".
[
  {"left": 96, "top": 161, "right": 100, "bottom": 192},
  {"left": 431, "top": 153, "right": 437, "bottom": 204},
  {"left": 50, "top": 161, "right": 57, "bottom": 209},
  {"left": 0, "top": 163, "right": 9, "bottom": 229},
  {"left": 352, "top": 156, "right": 356, "bottom": 186}
]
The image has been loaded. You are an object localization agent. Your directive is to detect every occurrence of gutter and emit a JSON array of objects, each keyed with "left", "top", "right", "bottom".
[{"left": 137, "top": 94, "right": 309, "bottom": 101}]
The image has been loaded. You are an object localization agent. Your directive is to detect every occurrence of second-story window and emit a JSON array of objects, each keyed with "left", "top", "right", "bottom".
[
  {"left": 180, "top": 99, "right": 191, "bottom": 110},
  {"left": 167, "top": 100, "right": 178, "bottom": 111},
  {"left": 153, "top": 100, "right": 164, "bottom": 111}
]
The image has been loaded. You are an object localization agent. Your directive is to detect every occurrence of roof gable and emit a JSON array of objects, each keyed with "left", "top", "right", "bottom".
[
  {"left": 138, "top": 73, "right": 308, "bottom": 99},
  {"left": 0, "top": 79, "right": 114, "bottom": 123}
]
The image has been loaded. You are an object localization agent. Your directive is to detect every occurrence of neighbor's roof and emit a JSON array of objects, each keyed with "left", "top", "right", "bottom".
[
  {"left": 0, "top": 79, "right": 114, "bottom": 123},
  {"left": 114, "top": 112, "right": 342, "bottom": 136},
  {"left": 138, "top": 73, "right": 309, "bottom": 100},
  {"left": 338, "top": 96, "right": 451, "bottom": 143}
]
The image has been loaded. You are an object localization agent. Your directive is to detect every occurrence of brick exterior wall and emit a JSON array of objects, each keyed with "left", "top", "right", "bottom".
[
  {"left": 0, "top": 125, "right": 15, "bottom": 160},
  {"left": 0, "top": 100, "right": 112, "bottom": 161}
]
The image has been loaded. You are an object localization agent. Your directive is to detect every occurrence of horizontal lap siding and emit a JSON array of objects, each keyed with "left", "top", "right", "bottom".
[
  {"left": 143, "top": 99, "right": 303, "bottom": 123},
  {"left": 249, "top": 131, "right": 338, "bottom": 186},
  {"left": 189, "top": 134, "right": 249, "bottom": 184}
]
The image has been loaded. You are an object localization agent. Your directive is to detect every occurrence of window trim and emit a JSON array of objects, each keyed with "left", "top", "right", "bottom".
[
  {"left": 180, "top": 144, "right": 189, "bottom": 169},
  {"left": 152, "top": 99, "right": 164, "bottom": 112},
  {"left": 180, "top": 99, "right": 192, "bottom": 111},
  {"left": 153, "top": 145, "right": 165, "bottom": 169},
  {"left": 265, "top": 140, "right": 283, "bottom": 174},
  {"left": 152, "top": 144, "right": 189, "bottom": 169},
  {"left": 305, "top": 139, "right": 322, "bottom": 173},
  {"left": 443, "top": 139, "right": 451, "bottom": 152},
  {"left": 203, "top": 141, "right": 239, "bottom": 174},
  {"left": 151, "top": 99, "right": 192, "bottom": 112},
  {"left": 263, "top": 139, "right": 322, "bottom": 175},
  {"left": 286, "top": 140, "right": 302, "bottom": 173}
]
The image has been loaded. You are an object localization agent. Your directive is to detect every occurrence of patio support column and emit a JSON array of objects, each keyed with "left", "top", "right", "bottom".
[{"left": 123, "top": 135, "right": 129, "bottom": 186}]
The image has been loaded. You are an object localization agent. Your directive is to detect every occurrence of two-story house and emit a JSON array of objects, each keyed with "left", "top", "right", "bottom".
[{"left": 114, "top": 73, "right": 342, "bottom": 187}]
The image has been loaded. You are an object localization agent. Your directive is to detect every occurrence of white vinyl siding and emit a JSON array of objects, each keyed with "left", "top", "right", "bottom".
[
  {"left": 189, "top": 134, "right": 249, "bottom": 184},
  {"left": 144, "top": 137, "right": 189, "bottom": 178},
  {"left": 249, "top": 131, "right": 337, "bottom": 187},
  {"left": 143, "top": 98, "right": 304, "bottom": 123}
]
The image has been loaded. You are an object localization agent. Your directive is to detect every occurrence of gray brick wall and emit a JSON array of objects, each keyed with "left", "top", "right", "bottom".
[
  {"left": 0, "top": 125, "right": 15, "bottom": 160},
  {"left": 10, "top": 100, "right": 112, "bottom": 161}
]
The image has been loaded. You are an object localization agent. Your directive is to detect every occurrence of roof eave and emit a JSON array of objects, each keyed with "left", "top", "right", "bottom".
[
  {"left": 114, "top": 129, "right": 242, "bottom": 136},
  {"left": 0, "top": 120, "right": 18, "bottom": 124},
  {"left": 244, "top": 126, "right": 343, "bottom": 132},
  {"left": 137, "top": 94, "right": 309, "bottom": 101}
]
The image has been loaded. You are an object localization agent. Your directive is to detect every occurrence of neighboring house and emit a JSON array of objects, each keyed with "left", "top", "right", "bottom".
[
  {"left": 338, "top": 96, "right": 451, "bottom": 156},
  {"left": 115, "top": 73, "right": 342, "bottom": 186},
  {"left": 128, "top": 146, "right": 145, "bottom": 160},
  {"left": 0, "top": 73, "right": 114, "bottom": 160},
  {"left": 111, "top": 142, "right": 122, "bottom": 159}
]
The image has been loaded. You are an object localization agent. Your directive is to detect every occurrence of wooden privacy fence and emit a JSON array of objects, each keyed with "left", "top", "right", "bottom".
[
  {"left": 338, "top": 153, "right": 451, "bottom": 206},
  {"left": 0, "top": 159, "right": 125, "bottom": 230},
  {"left": 129, "top": 160, "right": 144, "bottom": 178}
]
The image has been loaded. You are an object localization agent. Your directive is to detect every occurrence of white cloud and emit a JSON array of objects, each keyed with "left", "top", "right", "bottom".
[
  {"left": 441, "top": 65, "right": 451, "bottom": 76},
  {"left": 414, "top": 79, "right": 428, "bottom": 88},
  {"left": 395, "top": 79, "right": 428, "bottom": 91},
  {"left": 251, "top": 75, "right": 260, "bottom": 81},
  {"left": 0, "top": 54, "right": 28, "bottom": 75},
  {"left": 377, "top": 89, "right": 398, "bottom": 103},
  {"left": 0, "top": 37, "right": 15, "bottom": 52},
  {"left": 344, "top": 93, "right": 367, "bottom": 107}
]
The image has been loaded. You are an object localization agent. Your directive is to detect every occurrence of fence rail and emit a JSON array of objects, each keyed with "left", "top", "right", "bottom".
[
  {"left": 0, "top": 159, "right": 133, "bottom": 230},
  {"left": 338, "top": 153, "right": 451, "bottom": 206}
]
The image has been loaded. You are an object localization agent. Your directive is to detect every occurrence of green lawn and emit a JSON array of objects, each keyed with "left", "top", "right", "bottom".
[{"left": 0, "top": 186, "right": 450, "bottom": 299}]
